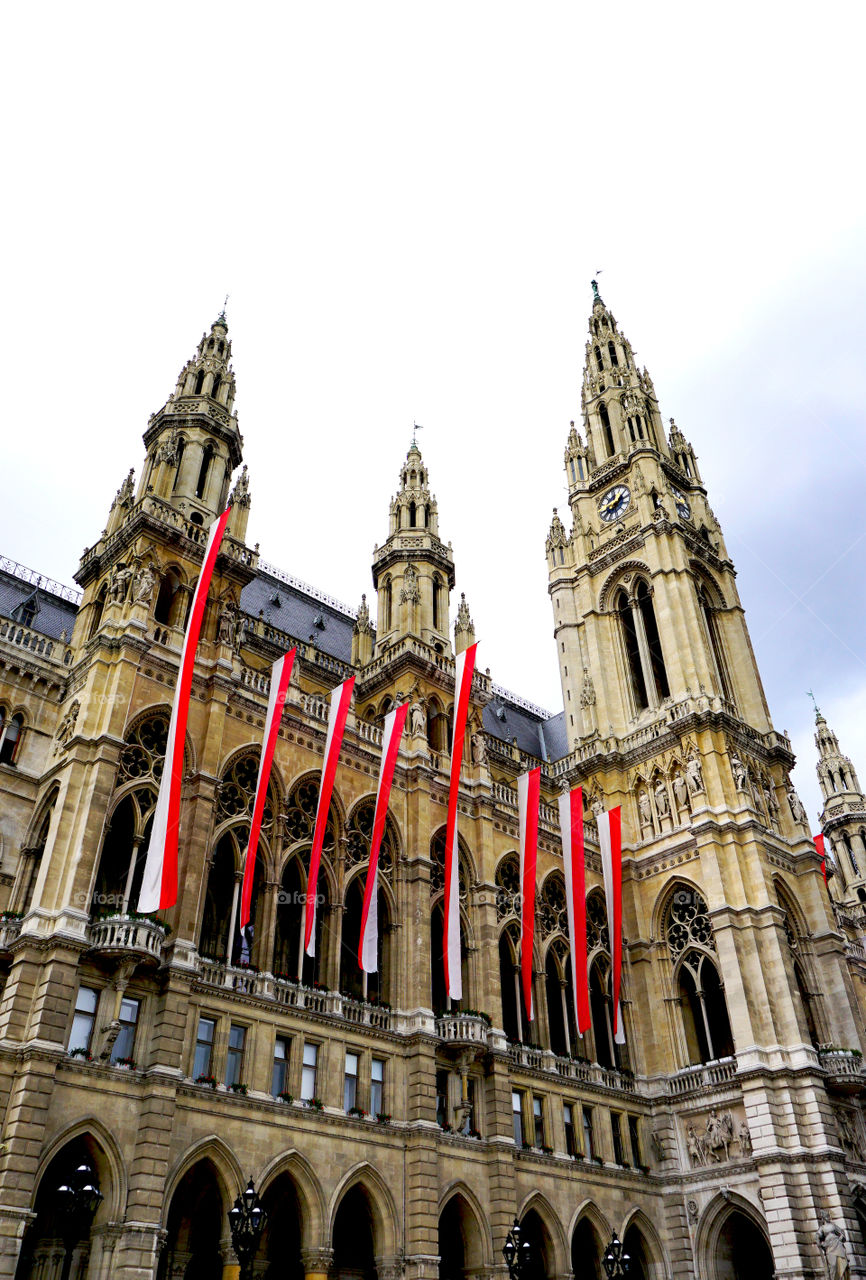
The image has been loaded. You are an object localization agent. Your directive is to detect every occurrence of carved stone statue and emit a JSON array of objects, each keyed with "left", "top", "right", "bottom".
[
  {"left": 738, "top": 1121, "right": 752, "bottom": 1158},
  {"left": 731, "top": 754, "right": 748, "bottom": 791},
  {"left": 672, "top": 772, "right": 688, "bottom": 809},
  {"left": 654, "top": 781, "right": 670, "bottom": 818},
  {"left": 705, "top": 1109, "right": 734, "bottom": 1162},
  {"left": 590, "top": 794, "right": 604, "bottom": 818},
  {"left": 109, "top": 565, "right": 133, "bottom": 605},
  {"left": 686, "top": 750, "right": 705, "bottom": 794},
  {"left": 686, "top": 1123, "right": 707, "bottom": 1167},
  {"left": 400, "top": 563, "right": 420, "bottom": 605},
  {"left": 54, "top": 700, "right": 80, "bottom": 754},
  {"left": 471, "top": 732, "right": 487, "bottom": 766},
  {"left": 218, "top": 600, "right": 237, "bottom": 646},
  {"left": 132, "top": 563, "right": 156, "bottom": 606},
  {"left": 409, "top": 701, "right": 426, "bottom": 738},
  {"left": 156, "top": 429, "right": 179, "bottom": 466},
  {"left": 638, "top": 791, "right": 652, "bottom": 829},
  {"left": 580, "top": 667, "right": 596, "bottom": 708},
  {"left": 817, "top": 1211, "right": 850, "bottom": 1280},
  {"left": 787, "top": 785, "right": 808, "bottom": 825}
]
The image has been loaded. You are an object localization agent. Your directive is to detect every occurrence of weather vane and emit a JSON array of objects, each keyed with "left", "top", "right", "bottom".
[
  {"left": 220, "top": 294, "right": 229, "bottom": 320},
  {"left": 411, "top": 421, "right": 424, "bottom": 447},
  {"left": 807, "top": 689, "right": 821, "bottom": 717}
]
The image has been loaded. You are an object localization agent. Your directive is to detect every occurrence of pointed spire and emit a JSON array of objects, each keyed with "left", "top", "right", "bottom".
[{"left": 814, "top": 704, "right": 862, "bottom": 799}]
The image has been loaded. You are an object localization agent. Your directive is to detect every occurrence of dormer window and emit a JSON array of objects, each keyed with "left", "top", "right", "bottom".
[
  {"left": 313, "top": 612, "right": 326, "bottom": 630},
  {"left": 270, "top": 592, "right": 282, "bottom": 608},
  {"left": 12, "top": 595, "right": 39, "bottom": 628}
]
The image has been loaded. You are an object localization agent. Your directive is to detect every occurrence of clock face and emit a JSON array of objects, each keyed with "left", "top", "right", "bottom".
[
  {"left": 671, "top": 487, "right": 691, "bottom": 519},
  {"left": 598, "top": 484, "right": 631, "bottom": 523}
]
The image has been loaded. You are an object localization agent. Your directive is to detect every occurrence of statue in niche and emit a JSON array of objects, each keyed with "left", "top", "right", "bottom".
[
  {"left": 654, "top": 780, "right": 670, "bottom": 819},
  {"left": 132, "top": 562, "right": 156, "bottom": 606},
  {"left": 109, "top": 564, "right": 133, "bottom": 605},
  {"left": 817, "top": 1211, "right": 850, "bottom": 1280},
  {"left": 471, "top": 732, "right": 487, "bottom": 766},
  {"left": 638, "top": 791, "right": 652, "bottom": 830},
  {"left": 787, "top": 785, "right": 808, "bottom": 825},
  {"left": 672, "top": 772, "right": 688, "bottom": 810},
  {"left": 738, "top": 1121, "right": 752, "bottom": 1158},
  {"left": 218, "top": 600, "right": 237, "bottom": 646},
  {"left": 731, "top": 754, "right": 748, "bottom": 791},
  {"left": 686, "top": 750, "right": 705, "bottom": 794}
]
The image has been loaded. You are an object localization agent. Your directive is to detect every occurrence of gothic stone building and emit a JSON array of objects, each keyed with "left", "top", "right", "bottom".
[{"left": 1, "top": 292, "right": 865, "bottom": 1280}]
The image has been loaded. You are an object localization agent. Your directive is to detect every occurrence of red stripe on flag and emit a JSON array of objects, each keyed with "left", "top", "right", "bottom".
[
  {"left": 304, "top": 676, "right": 355, "bottom": 954},
  {"left": 444, "top": 642, "right": 477, "bottom": 1001},
  {"left": 359, "top": 702, "right": 408, "bottom": 971},
  {"left": 240, "top": 649, "right": 296, "bottom": 929},
  {"left": 814, "top": 832, "right": 827, "bottom": 885},
  {"left": 609, "top": 805, "right": 622, "bottom": 1033},
  {"left": 138, "top": 508, "right": 230, "bottom": 912},
  {"left": 559, "top": 787, "right": 590, "bottom": 1034},
  {"left": 519, "top": 767, "right": 540, "bottom": 1021}
]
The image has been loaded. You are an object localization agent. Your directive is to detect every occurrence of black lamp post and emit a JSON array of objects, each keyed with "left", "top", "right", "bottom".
[
  {"left": 602, "top": 1233, "right": 631, "bottom": 1280},
  {"left": 503, "top": 1218, "right": 531, "bottom": 1280},
  {"left": 228, "top": 1178, "right": 267, "bottom": 1280},
  {"left": 56, "top": 1162, "right": 103, "bottom": 1280}
]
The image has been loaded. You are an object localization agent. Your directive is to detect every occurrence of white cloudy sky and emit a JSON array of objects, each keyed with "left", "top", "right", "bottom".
[{"left": 2, "top": 2, "right": 865, "bottom": 828}]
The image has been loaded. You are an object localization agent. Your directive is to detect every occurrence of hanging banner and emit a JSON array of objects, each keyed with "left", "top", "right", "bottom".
[
  {"left": 443, "top": 641, "right": 478, "bottom": 1001},
  {"left": 518, "top": 767, "right": 541, "bottom": 1021},
  {"left": 597, "top": 804, "right": 626, "bottom": 1043},
  {"left": 559, "top": 786, "right": 591, "bottom": 1034},
  {"left": 240, "top": 649, "right": 296, "bottom": 930},
  {"left": 138, "top": 508, "right": 230, "bottom": 912},
  {"left": 814, "top": 832, "right": 827, "bottom": 886},
  {"left": 359, "top": 702, "right": 408, "bottom": 971},
  {"left": 304, "top": 676, "right": 355, "bottom": 955}
]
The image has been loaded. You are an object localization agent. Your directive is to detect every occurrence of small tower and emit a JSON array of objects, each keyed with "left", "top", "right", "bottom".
[
  {"left": 371, "top": 442, "right": 455, "bottom": 655},
  {"left": 137, "top": 312, "right": 244, "bottom": 527},
  {"left": 814, "top": 705, "right": 866, "bottom": 902}
]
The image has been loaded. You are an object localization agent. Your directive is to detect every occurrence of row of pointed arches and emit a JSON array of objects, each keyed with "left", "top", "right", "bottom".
[{"left": 13, "top": 1120, "right": 779, "bottom": 1280}]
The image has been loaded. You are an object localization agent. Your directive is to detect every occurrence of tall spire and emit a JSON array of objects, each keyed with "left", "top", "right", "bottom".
[
  {"left": 371, "top": 442, "right": 454, "bottom": 654},
  {"left": 814, "top": 704, "right": 866, "bottom": 903}
]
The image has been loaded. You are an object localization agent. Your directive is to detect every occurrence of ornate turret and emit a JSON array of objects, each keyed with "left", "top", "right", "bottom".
[
  {"left": 814, "top": 704, "right": 866, "bottom": 902},
  {"left": 137, "top": 313, "right": 245, "bottom": 526},
  {"left": 371, "top": 442, "right": 455, "bottom": 655}
]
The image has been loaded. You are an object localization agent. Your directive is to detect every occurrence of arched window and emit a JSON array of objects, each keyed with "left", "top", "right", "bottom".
[
  {"left": 499, "top": 924, "right": 529, "bottom": 1042},
  {"left": 196, "top": 444, "right": 214, "bottom": 500},
  {"left": 636, "top": 580, "right": 670, "bottom": 700},
  {"left": 381, "top": 577, "right": 392, "bottom": 632},
  {"left": 698, "top": 582, "right": 732, "bottom": 702},
  {"left": 14, "top": 797, "right": 56, "bottom": 915},
  {"left": 0, "top": 713, "right": 24, "bottom": 766},
  {"left": 594, "top": 345, "right": 604, "bottom": 373},
  {"left": 154, "top": 568, "right": 182, "bottom": 626},
  {"left": 616, "top": 587, "right": 648, "bottom": 710},
  {"left": 427, "top": 699, "right": 449, "bottom": 753},
  {"left": 599, "top": 403, "right": 614, "bottom": 456},
  {"left": 664, "top": 885, "right": 733, "bottom": 1064},
  {"left": 340, "top": 799, "right": 396, "bottom": 1002},
  {"left": 172, "top": 437, "right": 185, "bottom": 492},
  {"left": 843, "top": 832, "right": 859, "bottom": 875},
  {"left": 430, "top": 831, "right": 470, "bottom": 1010},
  {"left": 211, "top": 374, "right": 221, "bottom": 401},
  {"left": 409, "top": 500, "right": 417, "bottom": 528},
  {"left": 608, "top": 340, "right": 619, "bottom": 368},
  {"left": 194, "top": 369, "right": 205, "bottom": 395},
  {"left": 432, "top": 575, "right": 442, "bottom": 631},
  {"left": 88, "top": 583, "right": 108, "bottom": 639}
]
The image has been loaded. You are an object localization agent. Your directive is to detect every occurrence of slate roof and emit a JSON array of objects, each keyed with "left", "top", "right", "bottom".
[
  {"left": 0, "top": 556, "right": 567, "bottom": 764},
  {"left": 0, "top": 570, "right": 79, "bottom": 641}
]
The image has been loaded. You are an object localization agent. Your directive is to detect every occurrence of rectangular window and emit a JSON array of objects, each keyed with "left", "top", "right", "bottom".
[
  {"left": 344, "top": 1051, "right": 359, "bottom": 1111},
  {"left": 110, "top": 996, "right": 140, "bottom": 1063},
  {"left": 301, "top": 1042, "right": 319, "bottom": 1101},
  {"left": 371, "top": 1058, "right": 385, "bottom": 1116},
  {"left": 436, "top": 1070, "right": 449, "bottom": 1127},
  {"left": 582, "top": 1106, "right": 595, "bottom": 1160},
  {"left": 611, "top": 1111, "right": 626, "bottom": 1165},
  {"left": 533, "top": 1096, "right": 545, "bottom": 1148},
  {"left": 225, "top": 1024, "right": 246, "bottom": 1088},
  {"left": 563, "top": 1103, "right": 577, "bottom": 1156},
  {"left": 628, "top": 1114, "right": 642, "bottom": 1167},
  {"left": 464, "top": 1077, "right": 478, "bottom": 1136},
  {"left": 193, "top": 1016, "right": 215, "bottom": 1080},
  {"left": 68, "top": 986, "right": 98, "bottom": 1054},
  {"left": 512, "top": 1090, "right": 525, "bottom": 1147},
  {"left": 271, "top": 1036, "right": 291, "bottom": 1096}
]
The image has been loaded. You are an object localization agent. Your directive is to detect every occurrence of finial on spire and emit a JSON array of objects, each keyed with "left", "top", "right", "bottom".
[
  {"left": 591, "top": 279, "right": 600, "bottom": 300},
  {"left": 411, "top": 421, "right": 424, "bottom": 449},
  {"left": 219, "top": 294, "right": 229, "bottom": 322},
  {"left": 807, "top": 689, "right": 823, "bottom": 721}
]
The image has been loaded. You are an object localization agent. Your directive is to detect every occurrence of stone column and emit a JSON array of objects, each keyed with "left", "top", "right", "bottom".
[{"left": 302, "top": 1245, "right": 334, "bottom": 1280}]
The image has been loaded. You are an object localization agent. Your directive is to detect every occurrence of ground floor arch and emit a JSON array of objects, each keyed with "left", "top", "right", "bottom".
[
  {"left": 15, "top": 1133, "right": 114, "bottom": 1280},
  {"left": 699, "top": 1197, "right": 774, "bottom": 1280}
]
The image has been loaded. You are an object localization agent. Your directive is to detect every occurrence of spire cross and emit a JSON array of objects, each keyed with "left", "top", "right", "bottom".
[{"left": 411, "top": 421, "right": 424, "bottom": 448}]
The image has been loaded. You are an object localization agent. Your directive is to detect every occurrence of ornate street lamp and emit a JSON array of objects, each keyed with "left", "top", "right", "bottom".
[
  {"left": 56, "top": 1162, "right": 103, "bottom": 1280},
  {"left": 602, "top": 1233, "right": 631, "bottom": 1280},
  {"left": 228, "top": 1177, "right": 267, "bottom": 1280},
  {"left": 503, "top": 1218, "right": 531, "bottom": 1280}
]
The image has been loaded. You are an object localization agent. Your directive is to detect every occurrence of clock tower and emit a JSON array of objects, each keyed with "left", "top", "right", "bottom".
[{"left": 548, "top": 281, "right": 771, "bottom": 749}]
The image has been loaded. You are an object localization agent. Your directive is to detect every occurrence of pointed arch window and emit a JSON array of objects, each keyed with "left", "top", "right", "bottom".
[
  {"left": 608, "top": 341, "right": 619, "bottom": 368},
  {"left": 210, "top": 374, "right": 221, "bottom": 401},
  {"left": 172, "top": 437, "right": 185, "bottom": 492},
  {"left": 615, "top": 587, "right": 648, "bottom": 711},
  {"left": 636, "top": 580, "right": 669, "bottom": 701},
  {"left": 599, "top": 403, "right": 615, "bottom": 456},
  {"left": 196, "top": 444, "right": 214, "bottom": 500},
  {"left": 14, "top": 797, "right": 56, "bottom": 915},
  {"left": 0, "top": 713, "right": 24, "bottom": 765},
  {"left": 697, "top": 582, "right": 732, "bottom": 702},
  {"left": 664, "top": 886, "right": 733, "bottom": 1064},
  {"left": 594, "top": 345, "right": 604, "bottom": 373},
  {"left": 194, "top": 370, "right": 205, "bottom": 395},
  {"left": 88, "top": 583, "right": 108, "bottom": 639},
  {"left": 432, "top": 574, "right": 443, "bottom": 631},
  {"left": 409, "top": 500, "right": 417, "bottom": 528}
]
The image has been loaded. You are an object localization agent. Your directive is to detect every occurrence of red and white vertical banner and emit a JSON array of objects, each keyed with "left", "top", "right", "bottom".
[
  {"left": 597, "top": 805, "right": 626, "bottom": 1043},
  {"left": 239, "top": 649, "right": 296, "bottom": 930},
  {"left": 558, "top": 786, "right": 591, "bottom": 1034},
  {"left": 359, "top": 702, "right": 408, "bottom": 972},
  {"left": 138, "top": 509, "right": 230, "bottom": 912},
  {"left": 815, "top": 833, "right": 827, "bottom": 886},
  {"left": 443, "top": 641, "right": 477, "bottom": 1001},
  {"left": 518, "top": 767, "right": 541, "bottom": 1022},
  {"left": 304, "top": 676, "right": 355, "bottom": 955}
]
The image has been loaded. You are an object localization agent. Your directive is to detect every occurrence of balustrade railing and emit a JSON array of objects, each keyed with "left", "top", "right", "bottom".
[
  {"left": 88, "top": 914, "right": 166, "bottom": 962},
  {"left": 0, "top": 619, "right": 73, "bottom": 666},
  {"left": 435, "top": 1014, "right": 490, "bottom": 1046},
  {"left": 667, "top": 1056, "right": 737, "bottom": 1095},
  {"left": 195, "top": 962, "right": 393, "bottom": 1028}
]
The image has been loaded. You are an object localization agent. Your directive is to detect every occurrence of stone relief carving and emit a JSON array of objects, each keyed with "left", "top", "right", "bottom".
[
  {"left": 684, "top": 1109, "right": 751, "bottom": 1166},
  {"left": 54, "top": 700, "right": 80, "bottom": 754}
]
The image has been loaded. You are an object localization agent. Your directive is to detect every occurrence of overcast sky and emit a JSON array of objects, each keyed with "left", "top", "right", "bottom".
[{"left": 2, "top": 2, "right": 865, "bottom": 829}]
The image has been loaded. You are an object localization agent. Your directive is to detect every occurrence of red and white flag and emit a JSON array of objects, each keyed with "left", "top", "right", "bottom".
[
  {"left": 138, "top": 509, "right": 230, "bottom": 912},
  {"left": 304, "top": 676, "right": 355, "bottom": 955},
  {"left": 815, "top": 833, "right": 827, "bottom": 886},
  {"left": 359, "top": 702, "right": 408, "bottom": 972},
  {"left": 239, "top": 649, "right": 296, "bottom": 930},
  {"left": 443, "top": 641, "right": 477, "bottom": 1001},
  {"left": 597, "top": 804, "right": 626, "bottom": 1043},
  {"left": 558, "top": 786, "right": 591, "bottom": 1035},
  {"left": 518, "top": 767, "right": 540, "bottom": 1021}
]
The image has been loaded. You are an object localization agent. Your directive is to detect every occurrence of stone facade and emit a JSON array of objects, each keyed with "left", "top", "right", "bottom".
[{"left": 1, "top": 294, "right": 865, "bottom": 1280}]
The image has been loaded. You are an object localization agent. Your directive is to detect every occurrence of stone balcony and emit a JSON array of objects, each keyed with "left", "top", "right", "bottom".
[
  {"left": 194, "top": 959, "right": 394, "bottom": 1030},
  {"left": 0, "top": 917, "right": 22, "bottom": 955},
  {"left": 508, "top": 1043, "right": 637, "bottom": 1093},
  {"left": 819, "top": 1049, "right": 866, "bottom": 1095},
  {"left": 435, "top": 1013, "right": 491, "bottom": 1049},
  {"left": 87, "top": 915, "right": 166, "bottom": 965}
]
